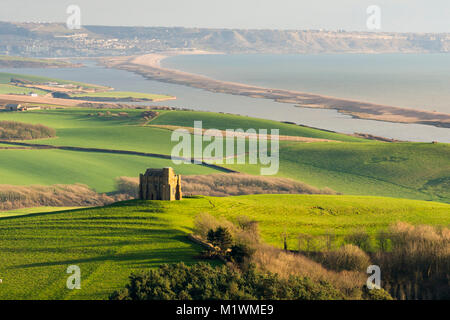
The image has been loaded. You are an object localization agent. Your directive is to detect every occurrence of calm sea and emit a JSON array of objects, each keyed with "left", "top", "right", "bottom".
[{"left": 163, "top": 53, "right": 450, "bottom": 114}]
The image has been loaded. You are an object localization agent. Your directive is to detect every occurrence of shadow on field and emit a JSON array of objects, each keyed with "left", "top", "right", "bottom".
[
  {"left": 0, "top": 207, "right": 96, "bottom": 221},
  {"left": 12, "top": 245, "right": 200, "bottom": 270}
]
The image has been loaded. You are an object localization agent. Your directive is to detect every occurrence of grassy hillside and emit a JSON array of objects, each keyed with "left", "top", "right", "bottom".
[
  {"left": 0, "top": 109, "right": 180, "bottom": 157},
  {"left": 0, "top": 201, "right": 204, "bottom": 300},
  {"left": 0, "top": 72, "right": 107, "bottom": 90},
  {"left": 0, "top": 195, "right": 448, "bottom": 300},
  {"left": 0, "top": 108, "right": 145, "bottom": 128},
  {"left": 202, "top": 195, "right": 450, "bottom": 245},
  {"left": 0, "top": 84, "right": 47, "bottom": 95},
  {"left": 149, "top": 111, "right": 450, "bottom": 202},
  {"left": 0, "top": 109, "right": 177, "bottom": 154},
  {"left": 0, "top": 72, "right": 173, "bottom": 101},
  {"left": 149, "top": 110, "right": 365, "bottom": 142},
  {"left": 227, "top": 142, "right": 450, "bottom": 203},
  {"left": 0, "top": 149, "right": 219, "bottom": 193}
]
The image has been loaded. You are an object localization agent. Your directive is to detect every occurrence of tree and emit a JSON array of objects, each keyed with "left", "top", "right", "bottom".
[
  {"left": 51, "top": 91, "right": 71, "bottom": 99},
  {"left": 207, "top": 229, "right": 217, "bottom": 245},
  {"left": 109, "top": 262, "right": 347, "bottom": 300},
  {"left": 230, "top": 244, "right": 254, "bottom": 265},
  {"left": 207, "top": 227, "right": 233, "bottom": 251}
]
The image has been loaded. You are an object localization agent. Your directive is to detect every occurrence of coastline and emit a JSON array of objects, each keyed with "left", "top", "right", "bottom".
[
  {"left": 100, "top": 52, "right": 450, "bottom": 129},
  {"left": 0, "top": 93, "right": 175, "bottom": 106},
  {"left": 0, "top": 57, "right": 83, "bottom": 69}
]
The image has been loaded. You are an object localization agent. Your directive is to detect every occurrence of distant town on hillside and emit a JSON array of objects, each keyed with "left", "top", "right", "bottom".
[{"left": 1, "top": 21, "right": 450, "bottom": 57}]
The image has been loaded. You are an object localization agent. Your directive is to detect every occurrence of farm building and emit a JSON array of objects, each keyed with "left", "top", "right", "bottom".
[
  {"left": 4, "top": 104, "right": 40, "bottom": 112},
  {"left": 139, "top": 167, "right": 182, "bottom": 201},
  {"left": 5, "top": 104, "right": 25, "bottom": 111}
]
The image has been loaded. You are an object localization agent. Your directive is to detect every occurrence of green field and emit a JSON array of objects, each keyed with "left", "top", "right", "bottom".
[
  {"left": 226, "top": 142, "right": 450, "bottom": 203},
  {"left": 70, "top": 91, "right": 173, "bottom": 101},
  {"left": 0, "top": 109, "right": 222, "bottom": 193},
  {"left": 0, "top": 72, "right": 108, "bottom": 90},
  {"left": 0, "top": 201, "right": 203, "bottom": 300},
  {"left": 0, "top": 109, "right": 184, "bottom": 155},
  {"left": 0, "top": 149, "right": 219, "bottom": 193},
  {"left": 149, "top": 110, "right": 365, "bottom": 142},
  {"left": 0, "top": 72, "right": 173, "bottom": 101},
  {"left": 0, "top": 108, "right": 449, "bottom": 201},
  {"left": 0, "top": 195, "right": 448, "bottom": 300},
  {"left": 0, "top": 84, "right": 47, "bottom": 96},
  {"left": 203, "top": 194, "right": 450, "bottom": 245},
  {"left": 150, "top": 112, "right": 450, "bottom": 202}
]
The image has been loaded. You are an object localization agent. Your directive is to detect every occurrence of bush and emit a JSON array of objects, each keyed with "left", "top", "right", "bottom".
[
  {"left": 114, "top": 173, "right": 337, "bottom": 199},
  {"left": 110, "top": 262, "right": 344, "bottom": 300},
  {"left": 362, "top": 286, "right": 394, "bottom": 300},
  {"left": 0, "top": 121, "right": 56, "bottom": 140},
  {"left": 193, "top": 212, "right": 236, "bottom": 240},
  {"left": 0, "top": 183, "right": 119, "bottom": 210},
  {"left": 115, "top": 176, "right": 139, "bottom": 198},
  {"left": 51, "top": 92, "right": 70, "bottom": 99},
  {"left": 298, "top": 233, "right": 324, "bottom": 252},
  {"left": 235, "top": 215, "right": 260, "bottom": 245},
  {"left": 230, "top": 244, "right": 255, "bottom": 265},
  {"left": 181, "top": 173, "right": 337, "bottom": 196},
  {"left": 251, "top": 243, "right": 367, "bottom": 299},
  {"left": 372, "top": 222, "right": 450, "bottom": 300},
  {"left": 319, "top": 244, "right": 371, "bottom": 272},
  {"left": 345, "top": 229, "right": 373, "bottom": 252},
  {"left": 207, "top": 227, "right": 233, "bottom": 251}
]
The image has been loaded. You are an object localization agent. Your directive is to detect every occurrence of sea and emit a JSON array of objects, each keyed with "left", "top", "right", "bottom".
[{"left": 1, "top": 53, "right": 449, "bottom": 142}]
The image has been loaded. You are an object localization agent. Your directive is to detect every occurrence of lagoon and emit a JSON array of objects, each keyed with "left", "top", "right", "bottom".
[{"left": 2, "top": 54, "right": 449, "bottom": 143}]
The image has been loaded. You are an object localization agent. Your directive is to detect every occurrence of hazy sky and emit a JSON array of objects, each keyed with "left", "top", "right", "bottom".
[{"left": 1, "top": 0, "right": 449, "bottom": 32}]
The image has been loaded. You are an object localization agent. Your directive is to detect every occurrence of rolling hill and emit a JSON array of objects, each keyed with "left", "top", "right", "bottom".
[
  {"left": 0, "top": 195, "right": 448, "bottom": 300},
  {"left": 0, "top": 108, "right": 449, "bottom": 202}
]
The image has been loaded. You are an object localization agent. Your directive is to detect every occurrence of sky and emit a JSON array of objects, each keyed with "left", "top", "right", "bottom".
[{"left": 0, "top": 0, "right": 449, "bottom": 33}]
